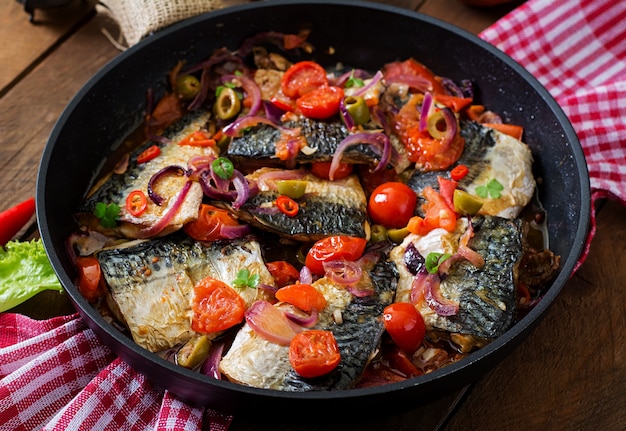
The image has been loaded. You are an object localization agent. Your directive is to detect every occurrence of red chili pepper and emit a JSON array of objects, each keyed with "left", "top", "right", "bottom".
[
  {"left": 137, "top": 145, "right": 161, "bottom": 164},
  {"left": 0, "top": 197, "right": 36, "bottom": 246},
  {"left": 450, "top": 164, "right": 469, "bottom": 181},
  {"left": 125, "top": 190, "right": 147, "bottom": 216},
  {"left": 276, "top": 195, "right": 299, "bottom": 217}
]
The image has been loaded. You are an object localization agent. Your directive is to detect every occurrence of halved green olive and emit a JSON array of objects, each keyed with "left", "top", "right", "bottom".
[
  {"left": 370, "top": 224, "right": 388, "bottom": 243},
  {"left": 176, "top": 335, "right": 210, "bottom": 369},
  {"left": 453, "top": 189, "right": 483, "bottom": 215},
  {"left": 276, "top": 180, "right": 307, "bottom": 199},
  {"left": 344, "top": 95, "right": 370, "bottom": 125},
  {"left": 427, "top": 111, "right": 448, "bottom": 139},
  {"left": 214, "top": 87, "right": 241, "bottom": 120},
  {"left": 387, "top": 227, "right": 410, "bottom": 243},
  {"left": 175, "top": 75, "right": 201, "bottom": 100}
]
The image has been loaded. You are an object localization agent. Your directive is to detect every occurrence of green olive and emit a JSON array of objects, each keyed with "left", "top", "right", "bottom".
[
  {"left": 387, "top": 227, "right": 410, "bottom": 243},
  {"left": 370, "top": 224, "right": 388, "bottom": 243},
  {"left": 427, "top": 111, "right": 447, "bottom": 139},
  {"left": 175, "top": 75, "right": 201, "bottom": 100},
  {"left": 214, "top": 87, "right": 241, "bottom": 120},
  {"left": 276, "top": 180, "right": 307, "bottom": 199},
  {"left": 176, "top": 335, "right": 210, "bottom": 369},
  {"left": 453, "top": 189, "right": 484, "bottom": 215},
  {"left": 344, "top": 96, "right": 370, "bottom": 125}
]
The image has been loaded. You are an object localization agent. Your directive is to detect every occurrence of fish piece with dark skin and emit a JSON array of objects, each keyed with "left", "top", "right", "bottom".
[
  {"left": 219, "top": 248, "right": 398, "bottom": 390},
  {"left": 96, "top": 233, "right": 274, "bottom": 353}
]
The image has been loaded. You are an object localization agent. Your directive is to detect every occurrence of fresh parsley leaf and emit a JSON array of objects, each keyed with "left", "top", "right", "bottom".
[
  {"left": 233, "top": 268, "right": 260, "bottom": 289},
  {"left": 345, "top": 70, "right": 365, "bottom": 88},
  {"left": 94, "top": 202, "right": 120, "bottom": 228},
  {"left": 425, "top": 252, "right": 452, "bottom": 274},
  {"left": 475, "top": 178, "right": 504, "bottom": 199}
]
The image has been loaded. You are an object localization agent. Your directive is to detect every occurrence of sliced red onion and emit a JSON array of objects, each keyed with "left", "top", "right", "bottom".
[
  {"left": 457, "top": 219, "right": 485, "bottom": 268},
  {"left": 148, "top": 165, "right": 187, "bottom": 206},
  {"left": 200, "top": 342, "right": 224, "bottom": 380},
  {"left": 351, "top": 70, "right": 383, "bottom": 98},
  {"left": 330, "top": 69, "right": 372, "bottom": 87},
  {"left": 419, "top": 92, "right": 434, "bottom": 133},
  {"left": 187, "top": 66, "right": 211, "bottom": 111},
  {"left": 135, "top": 180, "right": 193, "bottom": 239},
  {"left": 323, "top": 260, "right": 363, "bottom": 285},
  {"left": 230, "top": 170, "right": 251, "bottom": 209},
  {"left": 385, "top": 74, "right": 433, "bottom": 93},
  {"left": 426, "top": 107, "right": 458, "bottom": 151},
  {"left": 329, "top": 132, "right": 391, "bottom": 180},
  {"left": 339, "top": 98, "right": 355, "bottom": 130},
  {"left": 221, "top": 74, "right": 262, "bottom": 117},
  {"left": 219, "top": 223, "right": 251, "bottom": 239},
  {"left": 222, "top": 115, "right": 280, "bottom": 137},
  {"left": 245, "top": 300, "right": 302, "bottom": 346},
  {"left": 299, "top": 265, "right": 313, "bottom": 284},
  {"left": 424, "top": 275, "right": 459, "bottom": 316},
  {"left": 284, "top": 306, "right": 319, "bottom": 328},
  {"left": 256, "top": 169, "right": 306, "bottom": 191},
  {"left": 263, "top": 100, "right": 285, "bottom": 123}
]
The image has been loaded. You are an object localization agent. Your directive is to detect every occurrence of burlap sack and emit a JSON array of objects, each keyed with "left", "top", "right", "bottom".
[{"left": 96, "top": 0, "right": 228, "bottom": 48}]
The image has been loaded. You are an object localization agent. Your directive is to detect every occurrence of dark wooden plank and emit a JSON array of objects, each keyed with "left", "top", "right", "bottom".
[
  {"left": 442, "top": 200, "right": 626, "bottom": 431},
  {"left": 0, "top": 0, "right": 97, "bottom": 96}
]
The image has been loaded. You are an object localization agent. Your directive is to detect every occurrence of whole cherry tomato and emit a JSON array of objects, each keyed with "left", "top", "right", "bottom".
[
  {"left": 367, "top": 182, "right": 417, "bottom": 228},
  {"left": 383, "top": 302, "right": 426, "bottom": 354},
  {"left": 305, "top": 235, "right": 367, "bottom": 276}
]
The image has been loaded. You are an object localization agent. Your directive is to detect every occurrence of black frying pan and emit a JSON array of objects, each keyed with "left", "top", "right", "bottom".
[{"left": 36, "top": 0, "right": 590, "bottom": 418}]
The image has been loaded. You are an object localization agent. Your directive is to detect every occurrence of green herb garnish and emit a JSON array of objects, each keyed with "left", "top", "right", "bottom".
[
  {"left": 233, "top": 268, "right": 260, "bottom": 289},
  {"left": 425, "top": 252, "right": 452, "bottom": 274},
  {"left": 211, "top": 157, "right": 235, "bottom": 180},
  {"left": 345, "top": 70, "right": 365, "bottom": 88},
  {"left": 475, "top": 178, "right": 504, "bottom": 199},
  {"left": 94, "top": 202, "right": 120, "bottom": 228}
]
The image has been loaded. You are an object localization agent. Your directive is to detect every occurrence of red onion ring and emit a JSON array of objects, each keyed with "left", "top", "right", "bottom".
[
  {"left": 351, "top": 70, "right": 383, "bottom": 98},
  {"left": 424, "top": 275, "right": 459, "bottom": 316},
  {"left": 419, "top": 92, "right": 434, "bottom": 133},
  {"left": 221, "top": 74, "right": 262, "bottom": 117},
  {"left": 200, "top": 342, "right": 225, "bottom": 380},
  {"left": 329, "top": 132, "right": 391, "bottom": 180},
  {"left": 222, "top": 115, "right": 281, "bottom": 137},
  {"left": 147, "top": 165, "right": 187, "bottom": 206},
  {"left": 135, "top": 179, "right": 193, "bottom": 239},
  {"left": 284, "top": 307, "right": 319, "bottom": 328},
  {"left": 245, "top": 300, "right": 302, "bottom": 345},
  {"left": 323, "top": 260, "right": 363, "bottom": 285},
  {"left": 256, "top": 169, "right": 306, "bottom": 191}
]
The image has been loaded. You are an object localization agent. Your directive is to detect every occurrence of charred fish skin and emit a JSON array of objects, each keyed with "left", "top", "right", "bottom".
[
  {"left": 227, "top": 118, "right": 382, "bottom": 168},
  {"left": 96, "top": 234, "right": 273, "bottom": 353},
  {"left": 281, "top": 254, "right": 398, "bottom": 392},
  {"left": 76, "top": 110, "right": 215, "bottom": 238}
]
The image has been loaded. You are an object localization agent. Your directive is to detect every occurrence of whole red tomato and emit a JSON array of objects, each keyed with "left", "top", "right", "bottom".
[
  {"left": 367, "top": 182, "right": 417, "bottom": 228},
  {"left": 383, "top": 302, "right": 426, "bottom": 354}
]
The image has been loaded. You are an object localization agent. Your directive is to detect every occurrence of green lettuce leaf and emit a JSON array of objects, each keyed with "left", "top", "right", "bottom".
[{"left": 0, "top": 239, "right": 64, "bottom": 313}]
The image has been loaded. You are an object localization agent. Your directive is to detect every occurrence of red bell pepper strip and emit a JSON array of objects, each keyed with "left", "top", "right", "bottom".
[{"left": 0, "top": 197, "right": 36, "bottom": 246}]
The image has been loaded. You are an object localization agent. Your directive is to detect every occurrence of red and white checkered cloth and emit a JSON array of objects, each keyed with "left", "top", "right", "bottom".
[
  {"left": 2, "top": 0, "right": 625, "bottom": 429},
  {"left": 479, "top": 0, "right": 626, "bottom": 268},
  {"left": 0, "top": 313, "right": 232, "bottom": 431}
]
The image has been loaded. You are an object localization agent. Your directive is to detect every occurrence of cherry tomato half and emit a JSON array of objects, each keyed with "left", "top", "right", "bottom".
[
  {"left": 289, "top": 330, "right": 341, "bottom": 378},
  {"left": 296, "top": 85, "right": 344, "bottom": 120},
  {"left": 367, "top": 182, "right": 417, "bottom": 228},
  {"left": 305, "top": 235, "right": 367, "bottom": 276},
  {"left": 184, "top": 204, "right": 240, "bottom": 242},
  {"left": 310, "top": 161, "right": 353, "bottom": 181},
  {"left": 75, "top": 256, "right": 103, "bottom": 303},
  {"left": 125, "top": 190, "right": 147, "bottom": 217},
  {"left": 275, "top": 283, "right": 327, "bottom": 312},
  {"left": 281, "top": 61, "right": 328, "bottom": 98},
  {"left": 383, "top": 302, "right": 426, "bottom": 354},
  {"left": 266, "top": 261, "right": 301, "bottom": 288},
  {"left": 191, "top": 276, "right": 246, "bottom": 333}
]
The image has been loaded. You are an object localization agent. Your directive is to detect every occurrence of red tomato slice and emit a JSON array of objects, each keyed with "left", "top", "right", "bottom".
[
  {"left": 266, "top": 261, "right": 301, "bottom": 288},
  {"left": 367, "top": 182, "right": 417, "bottom": 228},
  {"left": 191, "top": 277, "right": 246, "bottom": 333},
  {"left": 305, "top": 235, "right": 367, "bottom": 276},
  {"left": 125, "top": 190, "right": 147, "bottom": 217},
  {"left": 310, "top": 161, "right": 353, "bottom": 180},
  {"left": 281, "top": 61, "right": 328, "bottom": 98},
  {"left": 184, "top": 204, "right": 240, "bottom": 242},
  {"left": 136, "top": 145, "right": 161, "bottom": 164},
  {"left": 75, "top": 256, "right": 103, "bottom": 303},
  {"left": 289, "top": 330, "right": 341, "bottom": 378},
  {"left": 275, "top": 283, "right": 327, "bottom": 312},
  {"left": 383, "top": 302, "right": 426, "bottom": 354},
  {"left": 296, "top": 85, "right": 344, "bottom": 120}
]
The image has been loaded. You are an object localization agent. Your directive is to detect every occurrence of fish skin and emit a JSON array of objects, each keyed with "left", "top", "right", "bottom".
[
  {"left": 218, "top": 168, "right": 368, "bottom": 242},
  {"left": 77, "top": 110, "right": 217, "bottom": 239},
  {"left": 219, "top": 248, "right": 398, "bottom": 391},
  {"left": 391, "top": 215, "right": 525, "bottom": 351},
  {"left": 407, "top": 120, "right": 535, "bottom": 219},
  {"left": 227, "top": 118, "right": 383, "bottom": 168},
  {"left": 96, "top": 234, "right": 274, "bottom": 352}
]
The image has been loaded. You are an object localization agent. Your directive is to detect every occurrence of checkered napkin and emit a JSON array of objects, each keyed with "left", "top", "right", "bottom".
[
  {"left": 0, "top": 312, "right": 232, "bottom": 431},
  {"left": 479, "top": 0, "right": 626, "bottom": 268},
  {"left": 2, "top": 1, "right": 625, "bottom": 430}
]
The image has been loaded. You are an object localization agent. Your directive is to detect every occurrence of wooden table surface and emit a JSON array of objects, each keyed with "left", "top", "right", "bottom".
[{"left": 1, "top": 1, "right": 624, "bottom": 430}]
